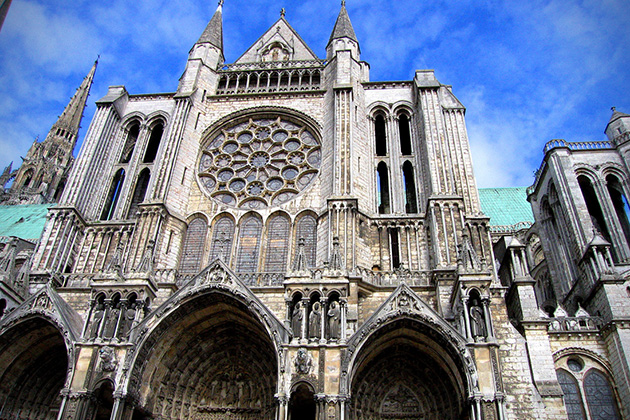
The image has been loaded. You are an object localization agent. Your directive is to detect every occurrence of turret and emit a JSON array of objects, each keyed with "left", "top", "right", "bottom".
[
  {"left": 326, "top": 0, "right": 360, "bottom": 61},
  {"left": 606, "top": 106, "right": 630, "bottom": 143},
  {"left": 178, "top": 1, "right": 224, "bottom": 94}
]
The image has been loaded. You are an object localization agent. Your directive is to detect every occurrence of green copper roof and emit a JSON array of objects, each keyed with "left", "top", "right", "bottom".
[
  {"left": 0, "top": 204, "right": 52, "bottom": 240},
  {"left": 478, "top": 187, "right": 534, "bottom": 227}
]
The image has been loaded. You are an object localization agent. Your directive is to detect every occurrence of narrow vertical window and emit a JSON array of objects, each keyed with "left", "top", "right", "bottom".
[
  {"left": 127, "top": 169, "right": 150, "bottom": 218},
  {"left": 557, "top": 370, "right": 586, "bottom": 420},
  {"left": 389, "top": 227, "right": 400, "bottom": 269},
  {"left": 143, "top": 122, "right": 164, "bottom": 163},
  {"left": 296, "top": 214, "right": 317, "bottom": 268},
  {"left": 179, "top": 218, "right": 208, "bottom": 273},
  {"left": 264, "top": 214, "right": 290, "bottom": 272},
  {"left": 398, "top": 114, "right": 412, "bottom": 155},
  {"left": 209, "top": 216, "right": 235, "bottom": 263},
  {"left": 236, "top": 215, "right": 262, "bottom": 272},
  {"left": 584, "top": 370, "right": 620, "bottom": 420},
  {"left": 578, "top": 176, "right": 611, "bottom": 243},
  {"left": 402, "top": 161, "right": 418, "bottom": 213},
  {"left": 120, "top": 123, "right": 140, "bottom": 163},
  {"left": 606, "top": 175, "right": 630, "bottom": 247},
  {"left": 100, "top": 169, "right": 125, "bottom": 221},
  {"left": 375, "top": 114, "right": 387, "bottom": 156},
  {"left": 377, "top": 162, "right": 390, "bottom": 214}
]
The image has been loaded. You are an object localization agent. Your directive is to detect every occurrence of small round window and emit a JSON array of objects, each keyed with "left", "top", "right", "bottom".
[
  {"left": 198, "top": 115, "right": 321, "bottom": 209},
  {"left": 567, "top": 358, "right": 584, "bottom": 373}
]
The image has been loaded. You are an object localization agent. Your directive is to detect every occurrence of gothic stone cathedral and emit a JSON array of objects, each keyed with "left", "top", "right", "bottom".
[{"left": 0, "top": 3, "right": 628, "bottom": 420}]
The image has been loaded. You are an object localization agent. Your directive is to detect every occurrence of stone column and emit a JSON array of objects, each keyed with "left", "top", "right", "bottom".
[
  {"left": 482, "top": 297, "right": 494, "bottom": 340},
  {"left": 462, "top": 296, "right": 472, "bottom": 340},
  {"left": 301, "top": 297, "right": 309, "bottom": 344},
  {"left": 340, "top": 298, "right": 348, "bottom": 343},
  {"left": 276, "top": 395, "right": 288, "bottom": 420},
  {"left": 320, "top": 296, "right": 328, "bottom": 345},
  {"left": 284, "top": 297, "right": 292, "bottom": 331}
]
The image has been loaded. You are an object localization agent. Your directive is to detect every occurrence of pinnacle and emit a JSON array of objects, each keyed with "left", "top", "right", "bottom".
[
  {"left": 328, "top": 1, "right": 358, "bottom": 45},
  {"left": 196, "top": 1, "right": 224, "bottom": 51}
]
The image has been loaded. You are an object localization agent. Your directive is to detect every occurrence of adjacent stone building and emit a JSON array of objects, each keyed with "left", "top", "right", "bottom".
[{"left": 0, "top": 3, "right": 627, "bottom": 420}]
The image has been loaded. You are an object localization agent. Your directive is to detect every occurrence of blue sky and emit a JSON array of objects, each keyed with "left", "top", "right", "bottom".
[{"left": 1, "top": 0, "right": 629, "bottom": 188}]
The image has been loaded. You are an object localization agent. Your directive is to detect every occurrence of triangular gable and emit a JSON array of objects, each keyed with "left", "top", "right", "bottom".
[
  {"left": 0, "top": 284, "right": 83, "bottom": 343},
  {"left": 347, "top": 283, "right": 467, "bottom": 357},
  {"left": 234, "top": 17, "right": 320, "bottom": 64},
  {"left": 133, "top": 259, "right": 290, "bottom": 343}
]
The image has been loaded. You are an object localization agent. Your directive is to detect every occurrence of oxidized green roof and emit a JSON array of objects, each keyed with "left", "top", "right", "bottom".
[
  {"left": 478, "top": 187, "right": 534, "bottom": 227},
  {"left": 0, "top": 204, "right": 53, "bottom": 240}
]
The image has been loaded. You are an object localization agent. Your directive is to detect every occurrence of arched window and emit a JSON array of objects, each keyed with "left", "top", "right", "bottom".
[
  {"left": 606, "top": 175, "right": 630, "bottom": 247},
  {"left": 398, "top": 114, "right": 412, "bottom": 155},
  {"left": 578, "top": 175, "right": 610, "bottom": 243},
  {"left": 389, "top": 227, "right": 400, "bottom": 269},
  {"left": 236, "top": 215, "right": 262, "bottom": 272},
  {"left": 557, "top": 369, "right": 586, "bottom": 420},
  {"left": 209, "top": 216, "right": 235, "bottom": 263},
  {"left": 402, "top": 161, "right": 418, "bottom": 213},
  {"left": 377, "top": 162, "right": 390, "bottom": 214},
  {"left": 296, "top": 214, "right": 317, "bottom": 268},
  {"left": 120, "top": 123, "right": 140, "bottom": 163},
  {"left": 264, "top": 214, "right": 290, "bottom": 272},
  {"left": 53, "top": 178, "right": 66, "bottom": 201},
  {"left": 100, "top": 169, "right": 125, "bottom": 221},
  {"left": 22, "top": 169, "right": 33, "bottom": 189},
  {"left": 143, "top": 122, "right": 164, "bottom": 163},
  {"left": 127, "top": 169, "right": 150, "bottom": 218},
  {"left": 374, "top": 114, "right": 387, "bottom": 156},
  {"left": 179, "top": 218, "right": 208, "bottom": 274},
  {"left": 584, "top": 370, "right": 620, "bottom": 420}
]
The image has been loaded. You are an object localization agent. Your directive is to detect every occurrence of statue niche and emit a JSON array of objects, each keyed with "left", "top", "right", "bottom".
[
  {"left": 292, "top": 300, "right": 303, "bottom": 340},
  {"left": 309, "top": 301, "right": 321, "bottom": 340},
  {"left": 327, "top": 300, "right": 341, "bottom": 340},
  {"left": 468, "top": 294, "right": 487, "bottom": 342}
]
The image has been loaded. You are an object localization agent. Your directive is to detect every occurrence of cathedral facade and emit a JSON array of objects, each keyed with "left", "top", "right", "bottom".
[{"left": 0, "top": 3, "right": 628, "bottom": 420}]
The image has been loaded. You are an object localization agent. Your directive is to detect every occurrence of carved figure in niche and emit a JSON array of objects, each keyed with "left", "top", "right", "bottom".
[
  {"left": 117, "top": 301, "right": 137, "bottom": 339},
  {"left": 103, "top": 301, "right": 121, "bottom": 339},
  {"left": 90, "top": 301, "right": 105, "bottom": 339},
  {"left": 292, "top": 301, "right": 303, "bottom": 339},
  {"left": 469, "top": 299, "right": 487, "bottom": 341},
  {"left": 294, "top": 347, "right": 312, "bottom": 374},
  {"left": 309, "top": 302, "right": 321, "bottom": 340},
  {"left": 328, "top": 301, "right": 341, "bottom": 340},
  {"left": 99, "top": 346, "right": 117, "bottom": 372}
]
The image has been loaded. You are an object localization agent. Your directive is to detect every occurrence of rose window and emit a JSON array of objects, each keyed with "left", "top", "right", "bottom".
[{"left": 198, "top": 115, "right": 321, "bottom": 209}]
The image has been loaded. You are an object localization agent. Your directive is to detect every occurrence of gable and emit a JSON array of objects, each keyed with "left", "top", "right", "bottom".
[{"left": 234, "top": 18, "right": 320, "bottom": 64}]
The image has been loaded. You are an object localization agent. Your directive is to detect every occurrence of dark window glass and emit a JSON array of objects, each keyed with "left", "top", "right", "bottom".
[
  {"left": 399, "top": 114, "right": 412, "bottom": 155},
  {"left": 557, "top": 370, "right": 586, "bottom": 420},
  {"left": 127, "top": 169, "right": 150, "bottom": 218},
  {"left": 100, "top": 169, "right": 125, "bottom": 221},
  {"left": 584, "top": 370, "right": 620, "bottom": 420},
  {"left": 296, "top": 215, "right": 317, "bottom": 268},
  {"left": 403, "top": 161, "right": 418, "bottom": 213},
  {"left": 578, "top": 176, "right": 611, "bottom": 243},
  {"left": 120, "top": 123, "right": 140, "bottom": 163},
  {"left": 375, "top": 115, "right": 387, "bottom": 156},
  {"left": 209, "top": 217, "right": 235, "bottom": 263},
  {"left": 606, "top": 175, "right": 630, "bottom": 247},
  {"left": 390, "top": 227, "right": 400, "bottom": 269},
  {"left": 236, "top": 216, "right": 262, "bottom": 272},
  {"left": 377, "top": 162, "right": 390, "bottom": 214},
  {"left": 143, "top": 123, "right": 164, "bottom": 163},
  {"left": 264, "top": 215, "right": 290, "bottom": 272},
  {"left": 179, "top": 218, "right": 207, "bottom": 273}
]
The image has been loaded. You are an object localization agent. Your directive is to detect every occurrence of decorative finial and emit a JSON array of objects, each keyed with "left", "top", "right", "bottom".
[
  {"left": 341, "top": 0, "right": 346, "bottom": 6},
  {"left": 280, "top": 7, "right": 285, "bottom": 18},
  {"left": 612, "top": 106, "right": 617, "bottom": 112},
  {"left": 218, "top": 0, "right": 224, "bottom": 6},
  {"left": 96, "top": 54, "right": 100, "bottom": 64}
]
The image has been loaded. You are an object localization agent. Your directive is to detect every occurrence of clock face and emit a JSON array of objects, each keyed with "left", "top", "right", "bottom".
[{"left": 197, "top": 115, "right": 321, "bottom": 209}]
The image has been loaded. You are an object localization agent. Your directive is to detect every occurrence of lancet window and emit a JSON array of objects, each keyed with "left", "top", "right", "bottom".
[
  {"left": 208, "top": 216, "right": 235, "bottom": 263},
  {"left": 295, "top": 214, "right": 317, "bottom": 268},
  {"left": 605, "top": 174, "right": 630, "bottom": 247},
  {"left": 120, "top": 123, "right": 140, "bottom": 163},
  {"left": 402, "top": 161, "right": 418, "bottom": 213},
  {"left": 179, "top": 217, "right": 208, "bottom": 274},
  {"left": 264, "top": 214, "right": 290, "bottom": 272},
  {"left": 143, "top": 122, "right": 164, "bottom": 163},
  {"left": 377, "top": 162, "right": 390, "bottom": 214},
  {"left": 398, "top": 113, "right": 412, "bottom": 155},
  {"left": 375, "top": 114, "right": 387, "bottom": 156},
  {"left": 578, "top": 175, "right": 610, "bottom": 242},
  {"left": 236, "top": 215, "right": 262, "bottom": 272},
  {"left": 100, "top": 169, "right": 125, "bottom": 221},
  {"left": 127, "top": 168, "right": 150, "bottom": 218}
]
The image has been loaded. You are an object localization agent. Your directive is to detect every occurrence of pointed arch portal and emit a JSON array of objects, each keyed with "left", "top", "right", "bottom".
[
  {"left": 128, "top": 290, "right": 279, "bottom": 420},
  {"left": 348, "top": 318, "right": 469, "bottom": 420},
  {"left": 0, "top": 317, "right": 69, "bottom": 420}
]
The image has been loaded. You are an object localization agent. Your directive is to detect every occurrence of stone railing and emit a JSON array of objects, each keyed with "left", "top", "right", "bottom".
[
  {"left": 548, "top": 316, "right": 603, "bottom": 332},
  {"left": 216, "top": 67, "right": 323, "bottom": 96},
  {"left": 221, "top": 59, "right": 326, "bottom": 71},
  {"left": 356, "top": 266, "right": 430, "bottom": 287},
  {"left": 489, "top": 221, "right": 533, "bottom": 234},
  {"left": 238, "top": 272, "right": 284, "bottom": 287}
]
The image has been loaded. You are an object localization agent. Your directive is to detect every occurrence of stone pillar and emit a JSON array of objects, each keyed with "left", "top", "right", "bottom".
[
  {"left": 482, "top": 297, "right": 494, "bottom": 340},
  {"left": 276, "top": 395, "right": 288, "bottom": 420},
  {"left": 462, "top": 296, "right": 472, "bottom": 340},
  {"left": 340, "top": 298, "right": 348, "bottom": 343},
  {"left": 301, "top": 297, "right": 309, "bottom": 344},
  {"left": 320, "top": 296, "right": 328, "bottom": 344},
  {"left": 284, "top": 297, "right": 292, "bottom": 331}
]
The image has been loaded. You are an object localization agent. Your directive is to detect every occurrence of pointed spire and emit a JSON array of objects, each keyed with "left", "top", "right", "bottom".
[
  {"left": 609, "top": 106, "right": 630, "bottom": 124},
  {"left": 328, "top": 0, "right": 358, "bottom": 45},
  {"left": 51, "top": 59, "right": 98, "bottom": 145},
  {"left": 197, "top": 1, "right": 224, "bottom": 51}
]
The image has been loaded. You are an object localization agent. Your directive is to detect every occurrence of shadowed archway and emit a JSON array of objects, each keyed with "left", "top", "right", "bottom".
[
  {"left": 129, "top": 291, "right": 279, "bottom": 420},
  {"left": 0, "top": 317, "right": 69, "bottom": 420}
]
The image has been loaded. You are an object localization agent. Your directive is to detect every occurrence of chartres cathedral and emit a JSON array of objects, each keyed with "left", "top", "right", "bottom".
[{"left": 1, "top": 2, "right": 629, "bottom": 420}]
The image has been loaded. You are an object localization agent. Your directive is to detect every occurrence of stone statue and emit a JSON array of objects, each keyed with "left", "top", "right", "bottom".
[
  {"left": 99, "top": 346, "right": 117, "bottom": 372},
  {"left": 328, "top": 301, "right": 341, "bottom": 340},
  {"left": 117, "top": 301, "right": 137, "bottom": 339},
  {"left": 90, "top": 302, "right": 105, "bottom": 339},
  {"left": 469, "top": 299, "right": 486, "bottom": 340},
  {"left": 291, "top": 301, "right": 303, "bottom": 339},
  {"left": 103, "top": 301, "right": 121, "bottom": 339},
  {"left": 309, "top": 302, "right": 321, "bottom": 340},
  {"left": 294, "top": 347, "right": 312, "bottom": 374}
]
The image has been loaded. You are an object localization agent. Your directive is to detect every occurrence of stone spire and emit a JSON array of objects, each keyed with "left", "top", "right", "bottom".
[
  {"left": 196, "top": 1, "right": 224, "bottom": 52},
  {"left": 51, "top": 58, "right": 98, "bottom": 146},
  {"left": 328, "top": 0, "right": 358, "bottom": 46}
]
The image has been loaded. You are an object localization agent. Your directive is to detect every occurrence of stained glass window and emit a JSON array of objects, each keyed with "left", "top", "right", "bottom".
[
  {"left": 209, "top": 217, "right": 235, "bottom": 263},
  {"left": 296, "top": 215, "right": 317, "bottom": 268},
  {"left": 179, "top": 218, "right": 207, "bottom": 273},
  {"left": 236, "top": 216, "right": 262, "bottom": 272},
  {"left": 584, "top": 370, "right": 620, "bottom": 420},
  {"left": 557, "top": 370, "right": 585, "bottom": 420},
  {"left": 264, "top": 215, "right": 290, "bottom": 272}
]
